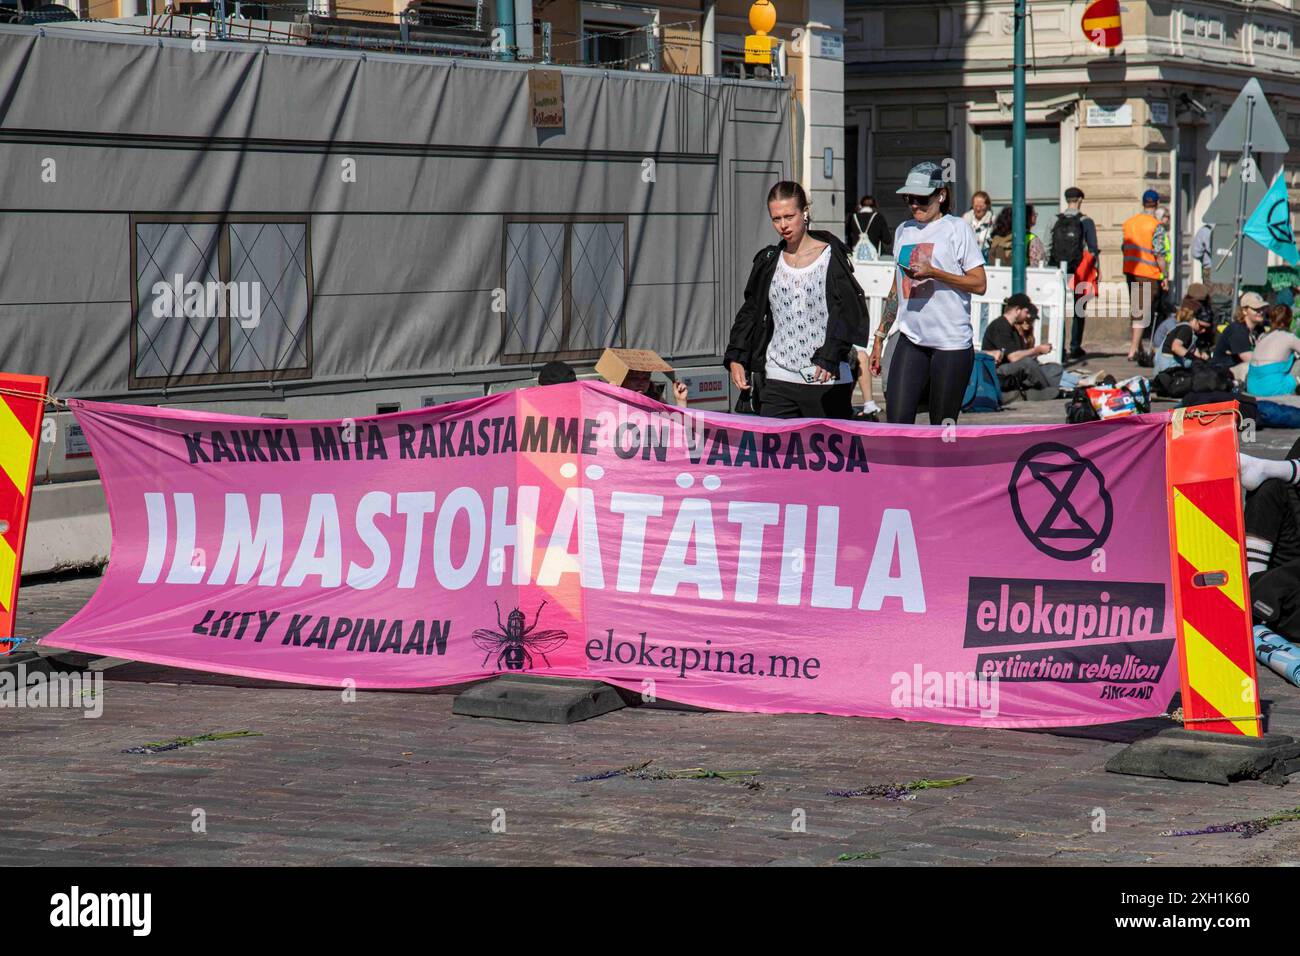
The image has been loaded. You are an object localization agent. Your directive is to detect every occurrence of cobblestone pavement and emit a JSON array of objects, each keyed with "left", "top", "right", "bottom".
[{"left": 5, "top": 573, "right": 1300, "bottom": 866}]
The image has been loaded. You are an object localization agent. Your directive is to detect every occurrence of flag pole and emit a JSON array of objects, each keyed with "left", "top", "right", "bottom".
[{"left": 1012, "top": 0, "right": 1026, "bottom": 294}]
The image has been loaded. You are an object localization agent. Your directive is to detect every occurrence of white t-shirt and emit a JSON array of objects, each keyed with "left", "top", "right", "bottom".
[{"left": 892, "top": 214, "right": 985, "bottom": 350}]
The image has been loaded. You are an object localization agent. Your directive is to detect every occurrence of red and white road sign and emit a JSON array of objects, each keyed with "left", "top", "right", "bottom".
[{"left": 1081, "top": 0, "right": 1122, "bottom": 49}]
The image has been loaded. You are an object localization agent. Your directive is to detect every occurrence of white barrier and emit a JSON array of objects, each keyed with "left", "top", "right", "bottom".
[{"left": 851, "top": 259, "right": 1073, "bottom": 366}]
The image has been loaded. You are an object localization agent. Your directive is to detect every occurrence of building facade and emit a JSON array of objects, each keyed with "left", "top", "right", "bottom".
[
  {"left": 45, "top": 0, "right": 844, "bottom": 213},
  {"left": 845, "top": 0, "right": 1300, "bottom": 306}
]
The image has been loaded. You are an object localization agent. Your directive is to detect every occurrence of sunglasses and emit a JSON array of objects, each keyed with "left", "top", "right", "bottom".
[{"left": 904, "top": 194, "right": 937, "bottom": 206}]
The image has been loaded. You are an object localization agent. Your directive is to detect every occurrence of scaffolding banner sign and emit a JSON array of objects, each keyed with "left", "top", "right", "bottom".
[
  {"left": 528, "top": 69, "right": 564, "bottom": 128},
  {"left": 44, "top": 382, "right": 1181, "bottom": 728}
]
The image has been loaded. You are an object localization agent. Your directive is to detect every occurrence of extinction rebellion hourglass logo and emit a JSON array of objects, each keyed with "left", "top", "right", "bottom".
[{"left": 1008, "top": 443, "right": 1113, "bottom": 561}]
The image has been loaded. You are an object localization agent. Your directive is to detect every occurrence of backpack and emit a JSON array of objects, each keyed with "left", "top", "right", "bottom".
[
  {"left": 1065, "top": 385, "right": 1099, "bottom": 423},
  {"left": 962, "top": 352, "right": 1002, "bottom": 412},
  {"left": 1152, "top": 365, "right": 1193, "bottom": 399},
  {"left": 1191, "top": 363, "right": 1235, "bottom": 394},
  {"left": 1049, "top": 214, "right": 1085, "bottom": 271},
  {"left": 987, "top": 233, "right": 1013, "bottom": 266}
]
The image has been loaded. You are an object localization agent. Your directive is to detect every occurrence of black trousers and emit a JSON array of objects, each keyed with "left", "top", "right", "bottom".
[
  {"left": 884, "top": 333, "right": 974, "bottom": 425},
  {"left": 759, "top": 378, "right": 855, "bottom": 420},
  {"left": 1069, "top": 310, "right": 1086, "bottom": 353},
  {"left": 1245, "top": 479, "right": 1300, "bottom": 573}
]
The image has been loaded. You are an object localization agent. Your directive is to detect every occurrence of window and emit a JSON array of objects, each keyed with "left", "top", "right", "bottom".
[
  {"left": 1182, "top": 14, "right": 1224, "bottom": 41},
  {"left": 130, "top": 215, "right": 313, "bottom": 388},
  {"left": 978, "top": 125, "right": 1061, "bottom": 225},
  {"left": 502, "top": 217, "right": 626, "bottom": 363},
  {"left": 721, "top": 48, "right": 754, "bottom": 79},
  {"left": 581, "top": 2, "right": 658, "bottom": 71}
]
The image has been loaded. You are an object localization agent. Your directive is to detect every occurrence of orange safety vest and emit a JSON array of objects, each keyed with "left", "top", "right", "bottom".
[{"left": 1121, "top": 212, "right": 1163, "bottom": 279}]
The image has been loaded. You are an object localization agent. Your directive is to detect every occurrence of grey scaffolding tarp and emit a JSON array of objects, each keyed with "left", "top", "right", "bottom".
[{"left": 0, "top": 24, "right": 794, "bottom": 401}]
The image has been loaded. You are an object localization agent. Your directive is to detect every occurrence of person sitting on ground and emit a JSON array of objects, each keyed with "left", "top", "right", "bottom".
[
  {"left": 1155, "top": 305, "right": 1212, "bottom": 374},
  {"left": 1246, "top": 307, "right": 1300, "bottom": 397},
  {"left": 980, "top": 293, "right": 1056, "bottom": 399},
  {"left": 1240, "top": 449, "right": 1300, "bottom": 639},
  {"left": 1179, "top": 284, "right": 1218, "bottom": 352},
  {"left": 1271, "top": 303, "right": 1294, "bottom": 335},
  {"left": 1211, "top": 292, "right": 1266, "bottom": 383},
  {"left": 633, "top": 378, "right": 689, "bottom": 407},
  {"left": 586, "top": 358, "right": 690, "bottom": 408}
]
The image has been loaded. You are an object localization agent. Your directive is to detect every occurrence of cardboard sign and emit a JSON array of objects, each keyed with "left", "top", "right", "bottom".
[
  {"left": 595, "top": 348, "right": 673, "bottom": 392},
  {"left": 529, "top": 70, "right": 564, "bottom": 129}
]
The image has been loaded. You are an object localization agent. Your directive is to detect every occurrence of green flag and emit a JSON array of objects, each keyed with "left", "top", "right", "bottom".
[{"left": 1244, "top": 172, "right": 1299, "bottom": 265}]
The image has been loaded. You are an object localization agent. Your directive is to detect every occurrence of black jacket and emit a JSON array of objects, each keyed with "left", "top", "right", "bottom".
[{"left": 723, "top": 230, "right": 870, "bottom": 377}]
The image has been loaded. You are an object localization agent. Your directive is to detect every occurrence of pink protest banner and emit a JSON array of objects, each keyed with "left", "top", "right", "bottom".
[{"left": 45, "top": 381, "right": 1179, "bottom": 728}]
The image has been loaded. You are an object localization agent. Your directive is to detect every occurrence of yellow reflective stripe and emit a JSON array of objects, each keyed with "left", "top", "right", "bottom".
[
  {"left": 1083, "top": 15, "right": 1120, "bottom": 30},
  {"left": 0, "top": 398, "right": 33, "bottom": 495},
  {"left": 0, "top": 535, "right": 13, "bottom": 613},
  {"left": 1174, "top": 490, "right": 1245, "bottom": 611},
  {"left": 1184, "top": 620, "right": 1260, "bottom": 736}
]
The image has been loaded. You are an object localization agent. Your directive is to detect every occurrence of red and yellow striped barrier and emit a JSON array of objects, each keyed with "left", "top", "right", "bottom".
[
  {"left": 0, "top": 373, "right": 48, "bottom": 640},
  {"left": 1166, "top": 403, "right": 1261, "bottom": 736}
]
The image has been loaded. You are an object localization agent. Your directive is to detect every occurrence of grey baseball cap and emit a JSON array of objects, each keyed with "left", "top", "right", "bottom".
[{"left": 896, "top": 161, "right": 945, "bottom": 196}]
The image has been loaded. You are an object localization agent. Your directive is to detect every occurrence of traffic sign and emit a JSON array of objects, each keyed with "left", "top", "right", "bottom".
[
  {"left": 1203, "top": 162, "right": 1267, "bottom": 226},
  {"left": 1081, "top": 0, "right": 1122, "bottom": 49},
  {"left": 1207, "top": 78, "right": 1289, "bottom": 155}
]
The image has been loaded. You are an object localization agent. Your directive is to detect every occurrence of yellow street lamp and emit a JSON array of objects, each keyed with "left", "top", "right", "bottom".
[{"left": 745, "top": 0, "right": 777, "bottom": 65}]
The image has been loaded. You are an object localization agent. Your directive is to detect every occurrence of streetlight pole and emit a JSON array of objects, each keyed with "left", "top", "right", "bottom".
[
  {"left": 1012, "top": 0, "right": 1026, "bottom": 294},
  {"left": 496, "top": 0, "right": 517, "bottom": 60}
]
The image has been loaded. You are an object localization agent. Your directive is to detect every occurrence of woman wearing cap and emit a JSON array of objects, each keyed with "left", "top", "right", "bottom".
[
  {"left": 724, "top": 180, "right": 869, "bottom": 420},
  {"left": 1210, "top": 292, "right": 1266, "bottom": 383},
  {"left": 867, "top": 161, "right": 987, "bottom": 425}
]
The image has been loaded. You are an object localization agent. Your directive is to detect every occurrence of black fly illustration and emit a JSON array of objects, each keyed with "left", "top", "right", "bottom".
[{"left": 471, "top": 600, "right": 568, "bottom": 672}]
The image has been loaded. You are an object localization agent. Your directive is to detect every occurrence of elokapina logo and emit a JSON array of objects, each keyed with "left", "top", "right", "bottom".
[
  {"left": 472, "top": 601, "right": 568, "bottom": 671},
  {"left": 1008, "top": 442, "right": 1113, "bottom": 561}
]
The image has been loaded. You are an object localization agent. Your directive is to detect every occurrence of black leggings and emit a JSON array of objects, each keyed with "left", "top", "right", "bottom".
[{"left": 885, "top": 334, "right": 975, "bottom": 425}]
